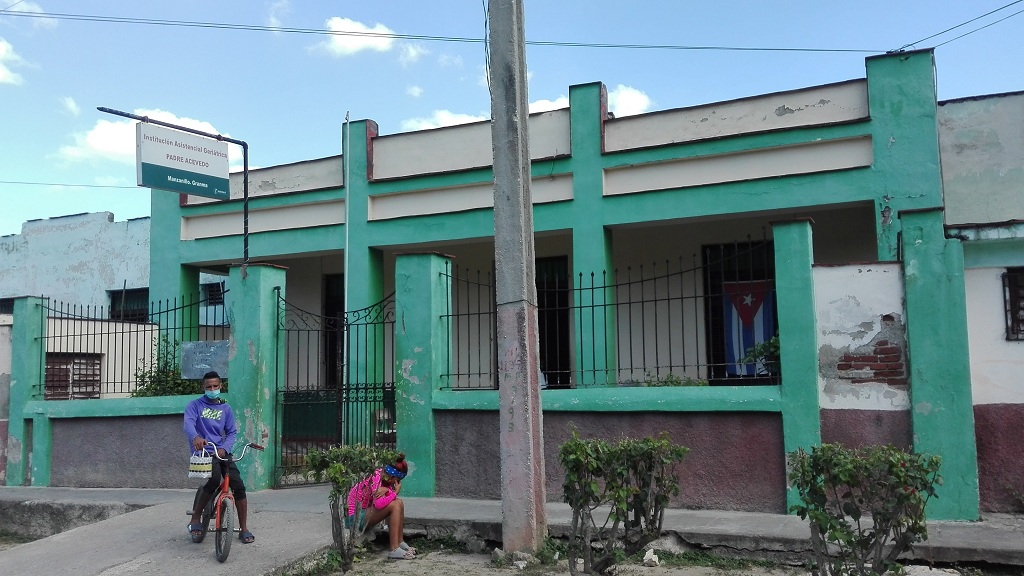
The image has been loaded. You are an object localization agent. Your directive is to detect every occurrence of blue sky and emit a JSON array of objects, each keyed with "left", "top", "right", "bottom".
[{"left": 1, "top": 0, "right": 1022, "bottom": 237}]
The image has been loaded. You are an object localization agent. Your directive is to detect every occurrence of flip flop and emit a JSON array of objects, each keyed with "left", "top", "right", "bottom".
[
  {"left": 239, "top": 530, "right": 255, "bottom": 544},
  {"left": 387, "top": 548, "right": 415, "bottom": 560}
]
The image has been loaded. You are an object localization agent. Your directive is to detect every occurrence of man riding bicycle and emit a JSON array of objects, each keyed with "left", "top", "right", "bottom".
[{"left": 185, "top": 371, "right": 255, "bottom": 544}]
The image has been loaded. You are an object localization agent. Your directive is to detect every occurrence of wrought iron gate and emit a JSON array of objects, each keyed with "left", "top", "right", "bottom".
[{"left": 275, "top": 289, "right": 395, "bottom": 485}]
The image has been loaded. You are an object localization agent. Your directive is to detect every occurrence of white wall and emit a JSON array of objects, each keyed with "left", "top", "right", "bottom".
[
  {"left": 939, "top": 92, "right": 1024, "bottom": 226},
  {"left": 813, "top": 263, "right": 908, "bottom": 410},
  {"left": 966, "top": 267, "right": 1024, "bottom": 405},
  {"left": 0, "top": 213, "right": 149, "bottom": 307}
]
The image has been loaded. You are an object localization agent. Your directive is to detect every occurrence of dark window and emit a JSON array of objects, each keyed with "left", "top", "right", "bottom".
[
  {"left": 109, "top": 288, "right": 149, "bottom": 322},
  {"left": 45, "top": 353, "right": 101, "bottom": 400},
  {"left": 1005, "top": 268, "right": 1024, "bottom": 341},
  {"left": 323, "top": 273, "right": 345, "bottom": 389},
  {"left": 202, "top": 281, "right": 225, "bottom": 305},
  {"left": 0, "top": 298, "right": 12, "bottom": 314},
  {"left": 703, "top": 241, "right": 777, "bottom": 384},
  {"left": 536, "top": 257, "right": 571, "bottom": 388}
]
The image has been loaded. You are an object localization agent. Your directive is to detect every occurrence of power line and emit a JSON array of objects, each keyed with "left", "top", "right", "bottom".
[
  {"left": 0, "top": 180, "right": 137, "bottom": 189},
  {"left": 0, "top": 9, "right": 884, "bottom": 54},
  {"left": 935, "top": 7, "right": 1024, "bottom": 48},
  {"left": 893, "top": 0, "right": 1024, "bottom": 51}
]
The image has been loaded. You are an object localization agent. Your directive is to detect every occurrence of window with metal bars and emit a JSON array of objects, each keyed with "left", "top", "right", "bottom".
[
  {"left": 1004, "top": 268, "right": 1024, "bottom": 341},
  {"left": 45, "top": 353, "right": 102, "bottom": 400},
  {"left": 108, "top": 288, "right": 149, "bottom": 322}
]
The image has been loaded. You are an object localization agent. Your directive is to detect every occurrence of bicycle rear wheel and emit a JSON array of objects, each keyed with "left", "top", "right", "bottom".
[
  {"left": 190, "top": 488, "right": 213, "bottom": 543},
  {"left": 215, "top": 498, "right": 234, "bottom": 562}
]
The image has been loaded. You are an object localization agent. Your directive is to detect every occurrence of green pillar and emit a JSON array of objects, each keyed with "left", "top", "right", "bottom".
[
  {"left": 900, "top": 208, "right": 979, "bottom": 520},
  {"left": 7, "top": 297, "right": 46, "bottom": 486},
  {"left": 864, "top": 50, "right": 943, "bottom": 261},
  {"left": 772, "top": 219, "right": 821, "bottom": 510},
  {"left": 392, "top": 253, "right": 452, "bottom": 497},
  {"left": 340, "top": 119, "right": 387, "bottom": 443},
  {"left": 226, "top": 263, "right": 286, "bottom": 491},
  {"left": 568, "top": 82, "right": 616, "bottom": 386}
]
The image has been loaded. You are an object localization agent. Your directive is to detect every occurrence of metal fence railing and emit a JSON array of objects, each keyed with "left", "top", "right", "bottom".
[
  {"left": 39, "top": 294, "right": 229, "bottom": 399},
  {"left": 441, "top": 237, "right": 779, "bottom": 390}
]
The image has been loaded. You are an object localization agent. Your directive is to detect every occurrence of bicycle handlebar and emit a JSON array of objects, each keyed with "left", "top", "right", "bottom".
[{"left": 200, "top": 441, "right": 265, "bottom": 461}]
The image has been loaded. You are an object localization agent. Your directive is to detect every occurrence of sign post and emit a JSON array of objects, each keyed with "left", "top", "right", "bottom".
[{"left": 98, "top": 107, "right": 251, "bottom": 266}]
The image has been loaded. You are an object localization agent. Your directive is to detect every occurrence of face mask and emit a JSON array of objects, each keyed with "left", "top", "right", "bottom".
[{"left": 205, "top": 389, "right": 221, "bottom": 401}]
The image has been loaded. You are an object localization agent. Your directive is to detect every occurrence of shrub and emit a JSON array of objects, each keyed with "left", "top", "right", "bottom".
[
  {"left": 788, "top": 443, "right": 942, "bottom": 576},
  {"left": 741, "top": 335, "right": 780, "bottom": 382},
  {"left": 305, "top": 444, "right": 400, "bottom": 573},
  {"left": 559, "top": 430, "right": 688, "bottom": 576}
]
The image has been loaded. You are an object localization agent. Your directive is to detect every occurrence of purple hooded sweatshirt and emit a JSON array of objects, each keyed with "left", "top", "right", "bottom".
[{"left": 183, "top": 395, "right": 238, "bottom": 454}]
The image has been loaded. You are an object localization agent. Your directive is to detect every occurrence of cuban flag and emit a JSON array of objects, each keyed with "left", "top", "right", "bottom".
[{"left": 722, "top": 280, "right": 776, "bottom": 376}]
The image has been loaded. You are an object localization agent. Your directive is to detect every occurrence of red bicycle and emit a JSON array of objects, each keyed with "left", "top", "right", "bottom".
[{"left": 187, "top": 441, "right": 264, "bottom": 562}]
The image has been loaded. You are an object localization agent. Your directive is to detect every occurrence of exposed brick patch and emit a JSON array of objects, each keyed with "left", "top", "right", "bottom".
[{"left": 835, "top": 317, "right": 907, "bottom": 386}]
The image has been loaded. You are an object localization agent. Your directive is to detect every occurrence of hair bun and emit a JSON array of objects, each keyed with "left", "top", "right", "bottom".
[{"left": 395, "top": 452, "right": 406, "bottom": 463}]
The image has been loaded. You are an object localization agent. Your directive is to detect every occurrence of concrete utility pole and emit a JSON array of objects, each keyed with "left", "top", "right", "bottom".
[{"left": 487, "top": 0, "right": 547, "bottom": 554}]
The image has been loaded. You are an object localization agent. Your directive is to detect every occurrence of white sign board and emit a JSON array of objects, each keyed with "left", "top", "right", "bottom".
[{"left": 136, "top": 123, "right": 230, "bottom": 200}]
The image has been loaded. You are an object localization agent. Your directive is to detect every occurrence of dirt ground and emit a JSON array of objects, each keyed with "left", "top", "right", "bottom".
[{"left": 342, "top": 549, "right": 808, "bottom": 576}]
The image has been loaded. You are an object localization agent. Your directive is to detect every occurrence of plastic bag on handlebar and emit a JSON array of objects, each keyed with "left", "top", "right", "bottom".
[{"left": 188, "top": 448, "right": 214, "bottom": 479}]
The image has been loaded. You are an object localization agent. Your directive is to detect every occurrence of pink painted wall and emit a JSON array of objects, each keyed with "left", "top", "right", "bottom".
[{"left": 435, "top": 410, "right": 786, "bottom": 513}]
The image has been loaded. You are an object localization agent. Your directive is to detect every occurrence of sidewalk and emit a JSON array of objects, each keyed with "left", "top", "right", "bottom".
[{"left": 0, "top": 485, "right": 1022, "bottom": 575}]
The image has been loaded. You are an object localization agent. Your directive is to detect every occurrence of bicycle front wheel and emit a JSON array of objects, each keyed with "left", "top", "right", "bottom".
[{"left": 214, "top": 498, "right": 234, "bottom": 563}]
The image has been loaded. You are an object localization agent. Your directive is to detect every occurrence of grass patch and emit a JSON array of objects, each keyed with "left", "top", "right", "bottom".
[
  {"left": 653, "top": 550, "right": 781, "bottom": 570},
  {"left": 0, "top": 529, "right": 36, "bottom": 544}
]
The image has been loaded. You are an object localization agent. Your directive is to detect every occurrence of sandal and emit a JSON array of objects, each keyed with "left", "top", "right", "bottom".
[
  {"left": 398, "top": 541, "right": 417, "bottom": 554},
  {"left": 187, "top": 524, "right": 204, "bottom": 542},
  {"left": 239, "top": 530, "right": 255, "bottom": 544},
  {"left": 387, "top": 548, "right": 415, "bottom": 560}
]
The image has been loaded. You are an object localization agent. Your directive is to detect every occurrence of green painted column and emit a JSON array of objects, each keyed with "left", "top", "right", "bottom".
[
  {"left": 864, "top": 50, "right": 943, "bottom": 261},
  {"left": 393, "top": 253, "right": 452, "bottom": 496},
  {"left": 6, "top": 297, "right": 46, "bottom": 486},
  {"left": 340, "top": 119, "right": 387, "bottom": 443},
  {"left": 900, "top": 208, "right": 979, "bottom": 520},
  {"left": 771, "top": 219, "right": 821, "bottom": 510},
  {"left": 568, "top": 83, "right": 617, "bottom": 386},
  {"left": 226, "top": 263, "right": 286, "bottom": 491}
]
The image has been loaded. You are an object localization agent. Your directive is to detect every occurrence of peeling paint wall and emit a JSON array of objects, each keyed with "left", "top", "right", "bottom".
[
  {"left": 939, "top": 92, "right": 1024, "bottom": 225},
  {"left": 813, "top": 264, "right": 908, "bottom": 410},
  {"left": 0, "top": 314, "right": 11, "bottom": 483},
  {"left": 0, "top": 212, "right": 150, "bottom": 307}
]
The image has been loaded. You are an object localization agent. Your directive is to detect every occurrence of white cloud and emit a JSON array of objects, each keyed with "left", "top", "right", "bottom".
[
  {"left": 608, "top": 84, "right": 652, "bottom": 117},
  {"left": 318, "top": 17, "right": 395, "bottom": 57},
  {"left": 5, "top": 2, "right": 58, "bottom": 29},
  {"left": 438, "top": 53, "right": 463, "bottom": 68},
  {"left": 400, "top": 110, "right": 487, "bottom": 132},
  {"left": 93, "top": 174, "right": 129, "bottom": 187},
  {"left": 0, "top": 38, "right": 25, "bottom": 85},
  {"left": 529, "top": 95, "right": 569, "bottom": 114},
  {"left": 406, "top": 85, "right": 423, "bottom": 98},
  {"left": 56, "top": 109, "right": 241, "bottom": 165},
  {"left": 398, "top": 43, "right": 428, "bottom": 66},
  {"left": 61, "top": 96, "right": 79, "bottom": 116},
  {"left": 266, "top": 0, "right": 290, "bottom": 29}
]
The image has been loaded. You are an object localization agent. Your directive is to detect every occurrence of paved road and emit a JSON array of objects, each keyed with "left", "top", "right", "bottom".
[{"left": 1, "top": 485, "right": 1023, "bottom": 575}]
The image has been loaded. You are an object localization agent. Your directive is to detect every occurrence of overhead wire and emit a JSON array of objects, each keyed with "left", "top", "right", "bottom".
[
  {"left": 0, "top": 9, "right": 883, "bottom": 53},
  {"left": 934, "top": 6, "right": 1024, "bottom": 48},
  {"left": 0, "top": 180, "right": 138, "bottom": 189},
  {"left": 893, "top": 0, "right": 1024, "bottom": 51}
]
